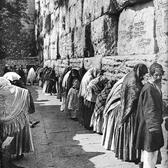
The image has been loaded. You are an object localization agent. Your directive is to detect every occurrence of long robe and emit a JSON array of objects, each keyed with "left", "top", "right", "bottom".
[
  {"left": 135, "top": 82, "right": 164, "bottom": 152},
  {"left": 90, "top": 80, "right": 116, "bottom": 134},
  {"left": 115, "top": 71, "right": 143, "bottom": 162},
  {"left": 78, "top": 68, "right": 98, "bottom": 125},
  {"left": 102, "top": 77, "right": 124, "bottom": 150}
]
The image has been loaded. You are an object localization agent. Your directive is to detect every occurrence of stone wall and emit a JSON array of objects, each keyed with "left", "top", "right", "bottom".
[{"left": 35, "top": 0, "right": 168, "bottom": 99}]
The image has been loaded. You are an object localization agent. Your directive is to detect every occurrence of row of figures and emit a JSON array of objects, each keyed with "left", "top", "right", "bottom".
[
  {"left": 45, "top": 62, "right": 167, "bottom": 168},
  {"left": 2, "top": 61, "right": 167, "bottom": 168}
]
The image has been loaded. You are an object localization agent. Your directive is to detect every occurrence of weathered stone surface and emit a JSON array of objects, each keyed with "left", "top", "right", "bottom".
[
  {"left": 91, "top": 15, "right": 118, "bottom": 57},
  {"left": 102, "top": 54, "right": 155, "bottom": 80},
  {"left": 59, "top": 6, "right": 67, "bottom": 37},
  {"left": 43, "top": 34, "right": 50, "bottom": 60},
  {"left": 74, "top": 27, "right": 85, "bottom": 58},
  {"left": 83, "top": 0, "right": 104, "bottom": 25},
  {"left": 154, "top": 0, "right": 168, "bottom": 54},
  {"left": 49, "top": 0, "right": 55, "bottom": 14},
  {"left": 68, "top": 0, "right": 78, "bottom": 8},
  {"left": 118, "top": 2, "right": 155, "bottom": 55},
  {"left": 69, "top": 0, "right": 82, "bottom": 30},
  {"left": 5, "top": 58, "right": 39, "bottom": 67},
  {"left": 59, "top": 33, "right": 72, "bottom": 59}
]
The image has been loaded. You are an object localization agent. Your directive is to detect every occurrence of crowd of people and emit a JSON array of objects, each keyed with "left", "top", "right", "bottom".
[{"left": 0, "top": 61, "right": 168, "bottom": 168}]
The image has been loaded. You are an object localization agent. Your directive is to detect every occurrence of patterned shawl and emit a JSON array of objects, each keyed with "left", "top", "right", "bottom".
[
  {"left": 0, "top": 77, "right": 30, "bottom": 138},
  {"left": 93, "top": 80, "right": 117, "bottom": 117}
]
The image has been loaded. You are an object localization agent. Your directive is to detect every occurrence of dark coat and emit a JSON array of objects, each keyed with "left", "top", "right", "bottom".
[{"left": 135, "top": 82, "right": 164, "bottom": 152}]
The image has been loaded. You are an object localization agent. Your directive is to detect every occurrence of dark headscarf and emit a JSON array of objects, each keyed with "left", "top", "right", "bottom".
[{"left": 133, "top": 63, "right": 148, "bottom": 81}]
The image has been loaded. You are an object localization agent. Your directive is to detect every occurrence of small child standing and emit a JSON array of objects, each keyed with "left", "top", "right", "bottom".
[{"left": 67, "top": 79, "right": 80, "bottom": 120}]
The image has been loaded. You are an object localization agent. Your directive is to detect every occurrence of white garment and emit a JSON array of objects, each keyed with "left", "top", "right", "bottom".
[
  {"left": 78, "top": 68, "right": 97, "bottom": 98},
  {"left": 27, "top": 67, "right": 36, "bottom": 84},
  {"left": 141, "top": 150, "right": 158, "bottom": 168},
  {"left": 160, "top": 117, "right": 168, "bottom": 168}
]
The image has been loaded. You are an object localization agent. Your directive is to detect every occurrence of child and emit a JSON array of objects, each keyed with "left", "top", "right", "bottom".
[{"left": 67, "top": 79, "right": 80, "bottom": 120}]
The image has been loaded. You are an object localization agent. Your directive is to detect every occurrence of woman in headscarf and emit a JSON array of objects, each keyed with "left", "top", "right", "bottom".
[
  {"left": 27, "top": 67, "right": 36, "bottom": 85},
  {"left": 90, "top": 79, "right": 117, "bottom": 134},
  {"left": 83, "top": 71, "right": 108, "bottom": 130},
  {"left": 45, "top": 67, "right": 57, "bottom": 95},
  {"left": 60, "top": 69, "right": 71, "bottom": 112},
  {"left": 0, "top": 77, "right": 34, "bottom": 159},
  {"left": 114, "top": 63, "right": 148, "bottom": 162},
  {"left": 78, "top": 68, "right": 100, "bottom": 126},
  {"left": 58, "top": 66, "right": 72, "bottom": 100},
  {"left": 102, "top": 76, "right": 125, "bottom": 150}
]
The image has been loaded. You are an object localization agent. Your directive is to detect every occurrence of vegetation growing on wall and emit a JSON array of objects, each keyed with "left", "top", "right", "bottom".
[{"left": 0, "top": 0, "right": 36, "bottom": 59}]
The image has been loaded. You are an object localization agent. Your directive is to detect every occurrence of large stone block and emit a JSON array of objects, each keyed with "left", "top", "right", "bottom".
[
  {"left": 69, "top": 0, "right": 82, "bottom": 30},
  {"left": 91, "top": 15, "right": 118, "bottom": 57},
  {"left": 74, "top": 27, "right": 85, "bottom": 58},
  {"left": 118, "top": 2, "right": 155, "bottom": 55},
  {"left": 58, "top": 6, "right": 67, "bottom": 37},
  {"left": 154, "top": 0, "right": 168, "bottom": 54},
  {"left": 82, "top": 0, "right": 150, "bottom": 24},
  {"left": 59, "top": 33, "right": 72, "bottom": 59},
  {"left": 83, "top": 0, "right": 103, "bottom": 25},
  {"left": 43, "top": 34, "right": 50, "bottom": 60},
  {"left": 102, "top": 54, "right": 155, "bottom": 80},
  {"left": 68, "top": 0, "right": 78, "bottom": 7}
]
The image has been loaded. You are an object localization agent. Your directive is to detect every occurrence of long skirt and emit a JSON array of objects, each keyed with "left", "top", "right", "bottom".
[
  {"left": 10, "top": 123, "right": 34, "bottom": 156},
  {"left": 90, "top": 112, "right": 103, "bottom": 134},
  {"left": 42, "top": 81, "right": 49, "bottom": 93},
  {"left": 77, "top": 96, "right": 84, "bottom": 125},
  {"left": 102, "top": 102, "right": 120, "bottom": 150},
  {"left": 46, "top": 80, "right": 56, "bottom": 94},
  {"left": 115, "top": 111, "right": 140, "bottom": 162},
  {"left": 83, "top": 100, "right": 95, "bottom": 130}
]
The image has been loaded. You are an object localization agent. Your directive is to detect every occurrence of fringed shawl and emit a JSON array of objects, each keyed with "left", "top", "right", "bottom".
[
  {"left": 85, "top": 76, "right": 108, "bottom": 103},
  {"left": 78, "top": 68, "right": 98, "bottom": 98},
  {"left": 103, "top": 76, "right": 125, "bottom": 116},
  {"left": 0, "top": 78, "right": 30, "bottom": 138}
]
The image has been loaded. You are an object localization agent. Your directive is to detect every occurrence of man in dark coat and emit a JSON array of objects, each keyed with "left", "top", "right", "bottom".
[{"left": 135, "top": 62, "right": 165, "bottom": 168}]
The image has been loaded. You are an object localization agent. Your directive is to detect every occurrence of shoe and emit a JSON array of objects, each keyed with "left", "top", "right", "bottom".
[
  {"left": 30, "top": 121, "right": 40, "bottom": 128},
  {"left": 16, "top": 154, "right": 24, "bottom": 160},
  {"left": 139, "top": 162, "right": 143, "bottom": 168}
]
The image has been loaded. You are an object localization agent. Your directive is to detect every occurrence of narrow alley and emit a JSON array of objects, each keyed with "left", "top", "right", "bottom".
[{"left": 13, "top": 86, "right": 138, "bottom": 168}]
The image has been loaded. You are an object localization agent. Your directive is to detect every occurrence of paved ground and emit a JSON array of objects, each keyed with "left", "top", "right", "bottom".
[{"left": 13, "top": 86, "right": 140, "bottom": 168}]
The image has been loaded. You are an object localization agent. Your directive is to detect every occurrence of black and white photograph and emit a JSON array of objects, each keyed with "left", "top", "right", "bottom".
[{"left": 0, "top": 0, "right": 168, "bottom": 168}]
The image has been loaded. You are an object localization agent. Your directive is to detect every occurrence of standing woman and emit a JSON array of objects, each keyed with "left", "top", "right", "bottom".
[
  {"left": 0, "top": 77, "right": 34, "bottom": 159},
  {"left": 115, "top": 63, "right": 148, "bottom": 162},
  {"left": 78, "top": 68, "right": 99, "bottom": 126}
]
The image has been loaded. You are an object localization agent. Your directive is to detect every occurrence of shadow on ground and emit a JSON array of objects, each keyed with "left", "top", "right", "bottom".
[{"left": 13, "top": 86, "right": 106, "bottom": 168}]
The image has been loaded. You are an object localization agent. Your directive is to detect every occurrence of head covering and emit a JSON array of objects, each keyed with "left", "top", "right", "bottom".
[
  {"left": 149, "top": 62, "right": 164, "bottom": 76},
  {"left": 0, "top": 77, "right": 11, "bottom": 90},
  {"left": 133, "top": 63, "right": 148, "bottom": 80}
]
